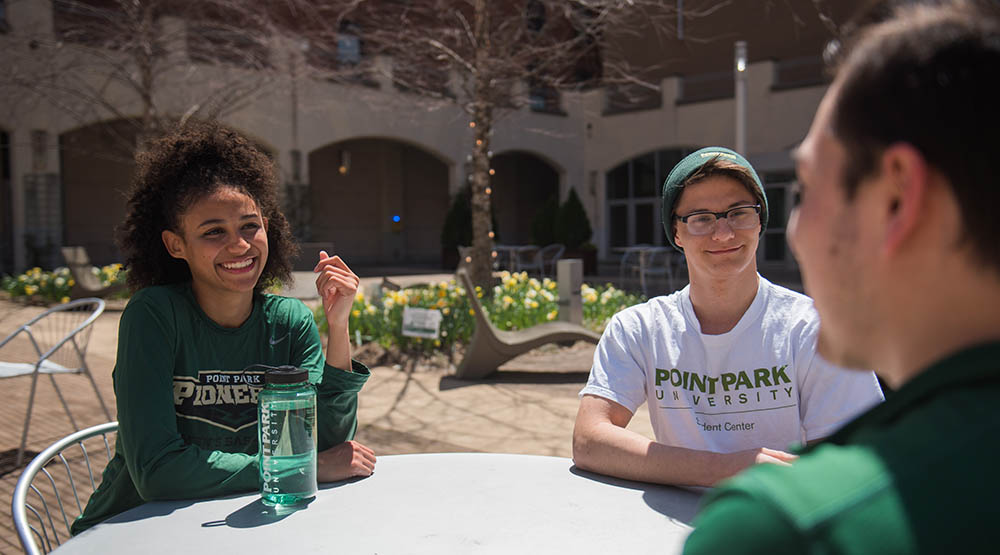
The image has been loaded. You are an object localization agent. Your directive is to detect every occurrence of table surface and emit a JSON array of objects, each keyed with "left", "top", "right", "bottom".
[{"left": 58, "top": 453, "right": 703, "bottom": 554}]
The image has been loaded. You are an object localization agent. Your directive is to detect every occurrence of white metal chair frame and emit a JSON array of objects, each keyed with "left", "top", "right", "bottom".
[
  {"left": 12, "top": 421, "right": 118, "bottom": 555},
  {"left": 618, "top": 244, "right": 651, "bottom": 289},
  {"left": 639, "top": 246, "right": 686, "bottom": 295},
  {"left": 0, "top": 297, "right": 111, "bottom": 467},
  {"left": 517, "top": 243, "right": 564, "bottom": 279}
]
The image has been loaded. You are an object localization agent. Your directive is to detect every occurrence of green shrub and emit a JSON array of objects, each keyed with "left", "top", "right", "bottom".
[
  {"left": 531, "top": 195, "right": 559, "bottom": 245},
  {"left": 554, "top": 188, "right": 593, "bottom": 251},
  {"left": 440, "top": 187, "right": 473, "bottom": 249}
]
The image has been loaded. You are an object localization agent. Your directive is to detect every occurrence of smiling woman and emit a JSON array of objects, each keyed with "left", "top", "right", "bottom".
[
  {"left": 116, "top": 124, "right": 295, "bottom": 293},
  {"left": 70, "top": 123, "right": 377, "bottom": 535},
  {"left": 160, "top": 187, "right": 270, "bottom": 326}
]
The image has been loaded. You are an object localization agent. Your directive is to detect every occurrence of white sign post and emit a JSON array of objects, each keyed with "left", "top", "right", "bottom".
[{"left": 401, "top": 307, "right": 443, "bottom": 339}]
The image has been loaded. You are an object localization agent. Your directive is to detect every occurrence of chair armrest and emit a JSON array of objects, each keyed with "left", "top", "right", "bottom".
[{"left": 0, "top": 325, "right": 32, "bottom": 351}]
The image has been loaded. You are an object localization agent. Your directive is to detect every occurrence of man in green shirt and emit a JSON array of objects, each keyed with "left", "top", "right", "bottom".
[{"left": 685, "top": 1, "right": 1000, "bottom": 553}]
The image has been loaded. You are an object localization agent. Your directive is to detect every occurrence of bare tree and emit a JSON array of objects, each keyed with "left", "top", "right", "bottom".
[
  {"left": 288, "top": 0, "right": 721, "bottom": 288},
  {"left": 0, "top": 0, "right": 288, "bottom": 159}
]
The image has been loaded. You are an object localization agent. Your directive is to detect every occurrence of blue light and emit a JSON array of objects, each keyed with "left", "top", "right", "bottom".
[{"left": 392, "top": 215, "right": 401, "bottom": 223}]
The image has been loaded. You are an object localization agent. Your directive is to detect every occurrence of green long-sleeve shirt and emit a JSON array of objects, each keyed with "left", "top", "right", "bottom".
[{"left": 72, "top": 283, "right": 369, "bottom": 534}]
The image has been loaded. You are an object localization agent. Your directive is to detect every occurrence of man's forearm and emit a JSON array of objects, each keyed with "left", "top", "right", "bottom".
[{"left": 572, "top": 421, "right": 750, "bottom": 487}]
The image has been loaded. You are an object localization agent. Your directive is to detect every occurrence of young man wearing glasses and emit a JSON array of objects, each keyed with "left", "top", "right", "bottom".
[
  {"left": 572, "top": 147, "right": 883, "bottom": 486},
  {"left": 685, "top": 2, "right": 1000, "bottom": 551}
]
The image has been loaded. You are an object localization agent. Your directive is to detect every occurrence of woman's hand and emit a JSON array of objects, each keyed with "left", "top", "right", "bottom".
[
  {"left": 316, "top": 440, "right": 376, "bottom": 482},
  {"left": 313, "top": 251, "right": 358, "bottom": 369},
  {"left": 313, "top": 251, "right": 359, "bottom": 333}
]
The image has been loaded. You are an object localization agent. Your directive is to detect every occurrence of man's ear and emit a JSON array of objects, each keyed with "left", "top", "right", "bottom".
[
  {"left": 880, "top": 143, "right": 929, "bottom": 257},
  {"left": 161, "top": 229, "right": 187, "bottom": 260},
  {"left": 263, "top": 216, "right": 268, "bottom": 233}
]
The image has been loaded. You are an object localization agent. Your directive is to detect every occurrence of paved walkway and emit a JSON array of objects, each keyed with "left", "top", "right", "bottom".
[{"left": 0, "top": 278, "right": 653, "bottom": 553}]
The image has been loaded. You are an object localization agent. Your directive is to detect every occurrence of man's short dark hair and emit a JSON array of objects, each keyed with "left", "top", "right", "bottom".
[{"left": 830, "top": 0, "right": 1000, "bottom": 272}]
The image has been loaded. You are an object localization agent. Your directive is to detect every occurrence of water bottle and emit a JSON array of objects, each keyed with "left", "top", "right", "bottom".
[{"left": 257, "top": 365, "right": 317, "bottom": 506}]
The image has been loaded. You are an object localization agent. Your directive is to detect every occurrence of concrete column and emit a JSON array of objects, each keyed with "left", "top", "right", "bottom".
[{"left": 557, "top": 258, "right": 583, "bottom": 325}]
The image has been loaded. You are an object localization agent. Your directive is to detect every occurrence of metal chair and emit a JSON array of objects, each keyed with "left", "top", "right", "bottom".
[
  {"left": 639, "top": 247, "right": 684, "bottom": 296},
  {"left": 517, "top": 244, "right": 564, "bottom": 279},
  {"left": 618, "top": 244, "right": 650, "bottom": 290},
  {"left": 12, "top": 421, "right": 118, "bottom": 554},
  {"left": 0, "top": 298, "right": 111, "bottom": 467}
]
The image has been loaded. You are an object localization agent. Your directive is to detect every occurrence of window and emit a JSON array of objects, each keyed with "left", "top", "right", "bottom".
[
  {"left": 677, "top": 70, "right": 734, "bottom": 104},
  {"left": 772, "top": 56, "right": 828, "bottom": 90},
  {"left": 525, "top": 0, "right": 545, "bottom": 32},
  {"left": 337, "top": 34, "right": 361, "bottom": 66},
  {"left": 529, "top": 85, "right": 563, "bottom": 114},
  {"left": 604, "top": 83, "right": 662, "bottom": 115},
  {"left": 761, "top": 171, "right": 796, "bottom": 263},
  {"left": 606, "top": 147, "right": 698, "bottom": 248},
  {"left": 188, "top": 24, "right": 270, "bottom": 69}
]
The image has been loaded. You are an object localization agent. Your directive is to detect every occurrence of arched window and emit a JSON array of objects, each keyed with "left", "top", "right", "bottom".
[{"left": 606, "top": 147, "right": 698, "bottom": 248}]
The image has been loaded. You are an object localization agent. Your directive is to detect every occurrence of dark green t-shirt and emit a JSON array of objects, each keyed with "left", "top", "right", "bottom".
[
  {"left": 72, "top": 284, "right": 370, "bottom": 534},
  {"left": 684, "top": 341, "right": 1000, "bottom": 554}
]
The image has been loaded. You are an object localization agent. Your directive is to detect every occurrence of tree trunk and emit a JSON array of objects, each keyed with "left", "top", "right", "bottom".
[
  {"left": 468, "top": 0, "right": 495, "bottom": 290},
  {"left": 469, "top": 103, "right": 494, "bottom": 289}
]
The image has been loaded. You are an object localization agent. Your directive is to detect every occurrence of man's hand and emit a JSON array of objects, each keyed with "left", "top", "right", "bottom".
[
  {"left": 726, "top": 447, "right": 798, "bottom": 475},
  {"left": 316, "top": 440, "right": 376, "bottom": 482},
  {"left": 313, "top": 251, "right": 359, "bottom": 332}
]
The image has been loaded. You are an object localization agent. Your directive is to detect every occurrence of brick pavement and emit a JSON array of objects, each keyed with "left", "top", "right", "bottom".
[{"left": 0, "top": 293, "right": 652, "bottom": 554}]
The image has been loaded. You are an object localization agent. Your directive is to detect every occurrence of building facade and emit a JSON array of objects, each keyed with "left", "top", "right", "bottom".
[{"left": 0, "top": 0, "right": 861, "bottom": 275}]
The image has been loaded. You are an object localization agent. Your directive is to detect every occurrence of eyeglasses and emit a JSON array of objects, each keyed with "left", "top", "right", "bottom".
[{"left": 674, "top": 204, "right": 761, "bottom": 236}]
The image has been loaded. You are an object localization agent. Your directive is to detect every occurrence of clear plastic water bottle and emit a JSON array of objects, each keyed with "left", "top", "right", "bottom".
[{"left": 257, "top": 365, "right": 317, "bottom": 506}]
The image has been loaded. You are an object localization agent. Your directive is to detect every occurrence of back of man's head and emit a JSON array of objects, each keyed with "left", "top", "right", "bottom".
[{"left": 830, "top": 0, "right": 1000, "bottom": 275}]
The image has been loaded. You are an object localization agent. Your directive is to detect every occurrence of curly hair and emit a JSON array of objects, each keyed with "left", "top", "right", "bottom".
[{"left": 116, "top": 123, "right": 298, "bottom": 292}]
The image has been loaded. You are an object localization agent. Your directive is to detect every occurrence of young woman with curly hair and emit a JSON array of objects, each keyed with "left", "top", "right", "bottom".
[{"left": 72, "top": 123, "right": 375, "bottom": 534}]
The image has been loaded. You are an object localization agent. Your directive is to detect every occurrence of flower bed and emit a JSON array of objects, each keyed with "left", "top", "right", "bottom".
[
  {"left": 316, "top": 271, "right": 644, "bottom": 353},
  {"left": 1, "top": 264, "right": 127, "bottom": 304}
]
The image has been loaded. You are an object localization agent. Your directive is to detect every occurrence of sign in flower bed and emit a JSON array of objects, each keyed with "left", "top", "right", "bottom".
[{"left": 315, "top": 271, "right": 645, "bottom": 352}]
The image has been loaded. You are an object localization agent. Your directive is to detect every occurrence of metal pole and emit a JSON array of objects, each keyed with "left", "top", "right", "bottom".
[
  {"left": 734, "top": 40, "right": 748, "bottom": 155},
  {"left": 677, "top": 0, "right": 684, "bottom": 40}
]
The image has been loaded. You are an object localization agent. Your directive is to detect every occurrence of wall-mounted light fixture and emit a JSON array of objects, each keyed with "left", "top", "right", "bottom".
[{"left": 338, "top": 150, "right": 351, "bottom": 175}]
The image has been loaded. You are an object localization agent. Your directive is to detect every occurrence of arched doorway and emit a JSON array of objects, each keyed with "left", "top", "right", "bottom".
[
  {"left": 60, "top": 120, "right": 274, "bottom": 266},
  {"left": 489, "top": 151, "right": 559, "bottom": 245},
  {"left": 60, "top": 119, "right": 140, "bottom": 265},
  {"left": 308, "top": 138, "right": 449, "bottom": 266}
]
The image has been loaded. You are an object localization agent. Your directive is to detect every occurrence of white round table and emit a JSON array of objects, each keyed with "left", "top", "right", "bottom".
[{"left": 58, "top": 453, "right": 702, "bottom": 554}]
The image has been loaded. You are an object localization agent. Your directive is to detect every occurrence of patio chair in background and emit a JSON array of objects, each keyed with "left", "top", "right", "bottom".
[
  {"left": 454, "top": 269, "right": 599, "bottom": 379},
  {"left": 0, "top": 298, "right": 112, "bottom": 467},
  {"left": 12, "top": 421, "right": 118, "bottom": 555},
  {"left": 60, "top": 247, "right": 127, "bottom": 300},
  {"left": 640, "top": 247, "right": 687, "bottom": 296},
  {"left": 618, "top": 244, "right": 650, "bottom": 290},
  {"left": 516, "top": 243, "right": 564, "bottom": 279}
]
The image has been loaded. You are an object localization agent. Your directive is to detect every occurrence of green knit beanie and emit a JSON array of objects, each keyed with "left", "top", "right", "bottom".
[{"left": 661, "top": 147, "right": 769, "bottom": 252}]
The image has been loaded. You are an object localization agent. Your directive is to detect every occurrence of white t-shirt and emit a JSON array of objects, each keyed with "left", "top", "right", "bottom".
[{"left": 580, "top": 276, "right": 883, "bottom": 453}]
